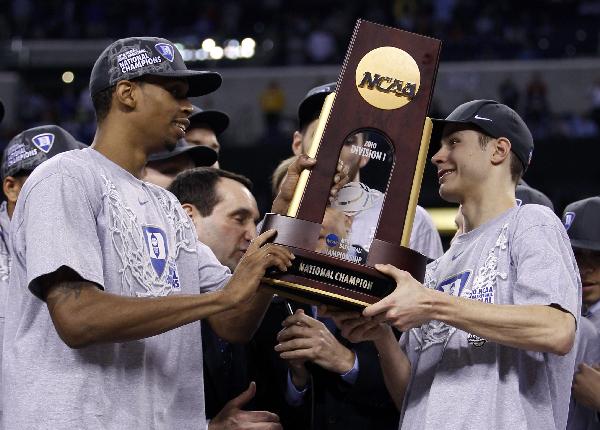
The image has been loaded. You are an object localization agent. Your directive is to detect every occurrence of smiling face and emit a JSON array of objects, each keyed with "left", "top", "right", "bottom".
[
  {"left": 575, "top": 249, "right": 600, "bottom": 307},
  {"left": 191, "top": 177, "right": 259, "bottom": 271},
  {"left": 134, "top": 76, "right": 193, "bottom": 153},
  {"left": 431, "top": 124, "right": 495, "bottom": 203}
]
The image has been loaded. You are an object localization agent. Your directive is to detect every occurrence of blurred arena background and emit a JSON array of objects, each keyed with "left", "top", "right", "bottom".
[{"left": 1, "top": 0, "right": 599, "bottom": 242}]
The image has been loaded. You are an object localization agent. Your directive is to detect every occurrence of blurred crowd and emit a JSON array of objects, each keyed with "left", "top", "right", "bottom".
[
  {"left": 7, "top": 71, "right": 600, "bottom": 153},
  {"left": 1, "top": 0, "right": 599, "bottom": 63},
  {"left": 2, "top": 0, "right": 600, "bottom": 149}
]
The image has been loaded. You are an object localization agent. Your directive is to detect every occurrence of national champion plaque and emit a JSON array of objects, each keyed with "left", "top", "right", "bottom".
[{"left": 259, "top": 19, "right": 442, "bottom": 309}]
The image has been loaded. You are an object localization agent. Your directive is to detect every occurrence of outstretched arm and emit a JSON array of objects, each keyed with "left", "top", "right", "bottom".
[
  {"left": 45, "top": 274, "right": 233, "bottom": 348},
  {"left": 44, "top": 230, "right": 293, "bottom": 348},
  {"left": 207, "top": 290, "right": 275, "bottom": 344},
  {"left": 364, "top": 264, "right": 576, "bottom": 356}
]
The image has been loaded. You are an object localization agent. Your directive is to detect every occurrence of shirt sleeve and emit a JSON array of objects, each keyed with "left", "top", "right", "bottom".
[
  {"left": 575, "top": 317, "right": 600, "bottom": 366},
  {"left": 284, "top": 370, "right": 309, "bottom": 406},
  {"left": 19, "top": 172, "right": 104, "bottom": 300},
  {"left": 196, "top": 241, "right": 232, "bottom": 294},
  {"left": 339, "top": 351, "right": 360, "bottom": 384},
  {"left": 511, "top": 222, "right": 581, "bottom": 321}
]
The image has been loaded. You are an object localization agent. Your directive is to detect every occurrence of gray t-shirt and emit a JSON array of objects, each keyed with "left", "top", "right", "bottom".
[
  {"left": 567, "top": 316, "right": 600, "bottom": 430},
  {"left": 0, "top": 201, "right": 10, "bottom": 313},
  {"left": 399, "top": 205, "right": 581, "bottom": 430},
  {"left": 339, "top": 189, "right": 442, "bottom": 261},
  {"left": 0, "top": 200, "right": 10, "bottom": 423},
  {"left": 410, "top": 206, "right": 443, "bottom": 260},
  {"left": 2, "top": 148, "right": 231, "bottom": 429},
  {"left": 586, "top": 303, "right": 600, "bottom": 333}
]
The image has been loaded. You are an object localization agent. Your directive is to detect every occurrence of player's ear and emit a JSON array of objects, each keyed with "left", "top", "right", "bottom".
[
  {"left": 292, "top": 131, "right": 304, "bottom": 156},
  {"left": 114, "top": 80, "right": 137, "bottom": 110},
  {"left": 181, "top": 203, "right": 196, "bottom": 218},
  {"left": 490, "top": 137, "right": 511, "bottom": 166},
  {"left": 3, "top": 176, "right": 25, "bottom": 205}
]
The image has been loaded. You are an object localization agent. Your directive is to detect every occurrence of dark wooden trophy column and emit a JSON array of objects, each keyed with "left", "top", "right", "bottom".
[{"left": 260, "top": 19, "right": 442, "bottom": 309}]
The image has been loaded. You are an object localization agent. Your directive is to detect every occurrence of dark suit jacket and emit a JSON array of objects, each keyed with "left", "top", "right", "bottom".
[
  {"left": 201, "top": 298, "right": 294, "bottom": 420},
  {"left": 202, "top": 297, "right": 399, "bottom": 429},
  {"left": 281, "top": 300, "right": 400, "bottom": 430},
  {"left": 202, "top": 322, "right": 253, "bottom": 418}
]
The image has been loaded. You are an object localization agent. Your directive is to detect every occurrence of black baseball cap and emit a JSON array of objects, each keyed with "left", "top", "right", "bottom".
[
  {"left": 2, "top": 125, "right": 86, "bottom": 179},
  {"left": 297, "top": 82, "right": 336, "bottom": 131},
  {"left": 90, "top": 37, "right": 222, "bottom": 97},
  {"left": 147, "top": 138, "right": 217, "bottom": 166},
  {"left": 431, "top": 100, "right": 534, "bottom": 170},
  {"left": 188, "top": 105, "right": 229, "bottom": 136},
  {"left": 563, "top": 196, "right": 600, "bottom": 251},
  {"left": 515, "top": 184, "right": 554, "bottom": 211}
]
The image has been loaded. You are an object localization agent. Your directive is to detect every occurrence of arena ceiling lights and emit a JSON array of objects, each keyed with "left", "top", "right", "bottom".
[{"left": 175, "top": 38, "right": 257, "bottom": 62}]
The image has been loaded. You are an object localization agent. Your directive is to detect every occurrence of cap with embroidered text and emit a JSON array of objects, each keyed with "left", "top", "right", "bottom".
[
  {"left": 2, "top": 125, "right": 86, "bottom": 179},
  {"left": 89, "top": 37, "right": 222, "bottom": 97}
]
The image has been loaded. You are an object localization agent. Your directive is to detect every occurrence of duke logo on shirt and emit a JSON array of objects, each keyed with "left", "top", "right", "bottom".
[
  {"left": 436, "top": 271, "right": 471, "bottom": 297},
  {"left": 31, "top": 133, "right": 55, "bottom": 153},
  {"left": 143, "top": 226, "right": 169, "bottom": 276}
]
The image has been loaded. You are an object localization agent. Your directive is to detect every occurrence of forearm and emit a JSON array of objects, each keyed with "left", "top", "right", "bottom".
[
  {"left": 271, "top": 196, "right": 290, "bottom": 215},
  {"left": 430, "top": 291, "right": 576, "bottom": 355},
  {"left": 373, "top": 327, "right": 411, "bottom": 411},
  {"left": 208, "top": 289, "right": 274, "bottom": 343},
  {"left": 47, "top": 282, "right": 234, "bottom": 348}
]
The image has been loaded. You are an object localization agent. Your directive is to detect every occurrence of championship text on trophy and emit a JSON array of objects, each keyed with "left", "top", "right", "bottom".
[{"left": 260, "top": 19, "right": 441, "bottom": 309}]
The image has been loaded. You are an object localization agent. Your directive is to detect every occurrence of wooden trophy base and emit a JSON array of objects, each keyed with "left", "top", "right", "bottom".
[{"left": 260, "top": 213, "right": 427, "bottom": 310}]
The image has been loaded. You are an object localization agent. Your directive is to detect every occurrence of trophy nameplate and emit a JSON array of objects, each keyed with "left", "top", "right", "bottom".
[{"left": 260, "top": 19, "right": 441, "bottom": 309}]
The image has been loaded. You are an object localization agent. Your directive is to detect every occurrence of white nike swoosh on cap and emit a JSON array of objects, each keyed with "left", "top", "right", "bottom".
[{"left": 474, "top": 115, "right": 492, "bottom": 121}]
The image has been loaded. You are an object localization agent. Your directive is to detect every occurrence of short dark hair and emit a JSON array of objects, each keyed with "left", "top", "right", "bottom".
[
  {"left": 92, "top": 85, "right": 116, "bottom": 123},
  {"left": 168, "top": 167, "right": 253, "bottom": 216},
  {"left": 477, "top": 132, "right": 523, "bottom": 184}
]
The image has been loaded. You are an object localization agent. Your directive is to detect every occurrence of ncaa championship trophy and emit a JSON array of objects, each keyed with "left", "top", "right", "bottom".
[{"left": 260, "top": 19, "right": 441, "bottom": 309}]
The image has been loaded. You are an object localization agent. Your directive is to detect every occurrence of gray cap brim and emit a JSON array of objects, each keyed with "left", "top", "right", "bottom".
[
  {"left": 189, "top": 110, "right": 229, "bottom": 135},
  {"left": 148, "top": 143, "right": 217, "bottom": 167},
  {"left": 571, "top": 239, "right": 600, "bottom": 252},
  {"left": 429, "top": 118, "right": 484, "bottom": 149},
  {"left": 148, "top": 70, "right": 222, "bottom": 97}
]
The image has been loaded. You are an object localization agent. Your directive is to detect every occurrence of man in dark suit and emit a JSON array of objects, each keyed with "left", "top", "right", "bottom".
[{"left": 169, "top": 167, "right": 290, "bottom": 429}]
